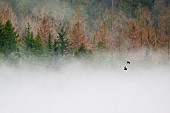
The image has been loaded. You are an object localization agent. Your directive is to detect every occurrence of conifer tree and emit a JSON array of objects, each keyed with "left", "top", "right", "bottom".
[
  {"left": 54, "top": 27, "right": 70, "bottom": 56},
  {"left": 0, "top": 20, "right": 18, "bottom": 56},
  {"left": 24, "top": 24, "right": 44, "bottom": 56},
  {"left": 47, "top": 33, "right": 53, "bottom": 50},
  {"left": 34, "top": 33, "right": 44, "bottom": 55},
  {"left": 46, "top": 33, "right": 54, "bottom": 61},
  {"left": 75, "top": 43, "right": 88, "bottom": 57},
  {"left": 24, "top": 23, "right": 34, "bottom": 51}
]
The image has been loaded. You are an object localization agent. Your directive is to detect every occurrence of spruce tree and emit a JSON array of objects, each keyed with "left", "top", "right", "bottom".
[
  {"left": 75, "top": 43, "right": 88, "bottom": 57},
  {"left": 24, "top": 23, "right": 34, "bottom": 50},
  {"left": 47, "top": 33, "right": 52, "bottom": 50},
  {"left": 54, "top": 27, "right": 70, "bottom": 56},
  {"left": 34, "top": 33, "right": 44, "bottom": 55},
  {"left": 0, "top": 20, "right": 18, "bottom": 56},
  {"left": 24, "top": 24, "right": 44, "bottom": 57}
]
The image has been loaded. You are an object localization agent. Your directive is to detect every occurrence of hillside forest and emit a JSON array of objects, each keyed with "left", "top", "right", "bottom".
[{"left": 0, "top": 0, "right": 170, "bottom": 65}]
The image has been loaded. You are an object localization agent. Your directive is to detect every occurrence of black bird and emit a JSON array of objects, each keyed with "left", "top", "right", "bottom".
[
  {"left": 124, "top": 66, "right": 128, "bottom": 71},
  {"left": 127, "top": 61, "right": 130, "bottom": 64}
]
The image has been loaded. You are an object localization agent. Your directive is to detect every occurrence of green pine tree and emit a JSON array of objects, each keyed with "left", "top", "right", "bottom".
[
  {"left": 75, "top": 43, "right": 88, "bottom": 57},
  {"left": 24, "top": 23, "right": 34, "bottom": 50},
  {"left": 47, "top": 33, "right": 53, "bottom": 50},
  {"left": 54, "top": 27, "right": 70, "bottom": 56},
  {"left": 34, "top": 33, "right": 44, "bottom": 55},
  {"left": 0, "top": 20, "right": 18, "bottom": 56}
]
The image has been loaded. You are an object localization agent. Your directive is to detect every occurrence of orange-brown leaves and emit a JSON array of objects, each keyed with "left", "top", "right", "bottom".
[
  {"left": 128, "top": 21, "right": 141, "bottom": 48},
  {"left": 128, "top": 20, "right": 158, "bottom": 51},
  {"left": 0, "top": 2, "right": 18, "bottom": 29},
  {"left": 93, "top": 21, "right": 110, "bottom": 50},
  {"left": 69, "top": 21, "right": 88, "bottom": 52},
  {"left": 38, "top": 17, "right": 54, "bottom": 45}
]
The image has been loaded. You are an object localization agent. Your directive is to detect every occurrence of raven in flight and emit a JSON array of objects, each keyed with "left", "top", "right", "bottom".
[
  {"left": 124, "top": 66, "right": 127, "bottom": 71},
  {"left": 127, "top": 61, "right": 130, "bottom": 64}
]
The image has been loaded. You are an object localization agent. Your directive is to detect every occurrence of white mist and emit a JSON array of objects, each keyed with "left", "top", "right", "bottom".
[{"left": 0, "top": 61, "right": 170, "bottom": 113}]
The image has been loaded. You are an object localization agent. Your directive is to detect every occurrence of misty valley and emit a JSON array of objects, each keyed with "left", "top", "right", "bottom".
[{"left": 0, "top": 0, "right": 170, "bottom": 113}]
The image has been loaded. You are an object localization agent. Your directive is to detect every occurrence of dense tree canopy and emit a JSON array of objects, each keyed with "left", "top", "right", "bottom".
[{"left": 0, "top": 0, "right": 169, "bottom": 64}]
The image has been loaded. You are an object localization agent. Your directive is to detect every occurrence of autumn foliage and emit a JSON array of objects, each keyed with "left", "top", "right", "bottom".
[{"left": 0, "top": 0, "right": 169, "bottom": 63}]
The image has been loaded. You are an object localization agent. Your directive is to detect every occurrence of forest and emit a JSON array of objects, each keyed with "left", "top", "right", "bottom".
[{"left": 0, "top": 0, "right": 170, "bottom": 65}]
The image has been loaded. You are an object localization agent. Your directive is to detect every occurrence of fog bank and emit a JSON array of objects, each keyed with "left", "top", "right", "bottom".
[{"left": 0, "top": 60, "right": 170, "bottom": 113}]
